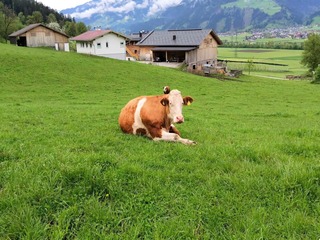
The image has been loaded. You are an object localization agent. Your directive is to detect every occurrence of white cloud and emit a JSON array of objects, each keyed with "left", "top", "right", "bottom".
[
  {"left": 109, "top": 1, "right": 137, "bottom": 13},
  {"left": 69, "top": 0, "right": 184, "bottom": 19},
  {"left": 71, "top": 0, "right": 136, "bottom": 18},
  {"left": 147, "top": 0, "right": 183, "bottom": 16},
  {"left": 136, "top": 0, "right": 149, "bottom": 9}
]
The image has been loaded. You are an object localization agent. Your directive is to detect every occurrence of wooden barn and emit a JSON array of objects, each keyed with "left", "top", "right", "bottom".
[
  {"left": 9, "top": 23, "right": 69, "bottom": 51},
  {"left": 136, "top": 29, "right": 223, "bottom": 67}
]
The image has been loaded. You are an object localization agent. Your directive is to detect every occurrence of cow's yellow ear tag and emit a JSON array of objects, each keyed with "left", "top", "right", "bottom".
[{"left": 187, "top": 101, "right": 191, "bottom": 106}]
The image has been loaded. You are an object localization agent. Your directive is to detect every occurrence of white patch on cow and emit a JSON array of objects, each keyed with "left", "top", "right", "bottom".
[
  {"left": 168, "top": 90, "right": 184, "bottom": 123},
  {"left": 153, "top": 129, "right": 196, "bottom": 145},
  {"left": 132, "top": 98, "right": 149, "bottom": 136}
]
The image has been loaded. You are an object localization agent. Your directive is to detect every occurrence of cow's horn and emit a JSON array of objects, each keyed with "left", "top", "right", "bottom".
[{"left": 163, "top": 86, "right": 170, "bottom": 94}]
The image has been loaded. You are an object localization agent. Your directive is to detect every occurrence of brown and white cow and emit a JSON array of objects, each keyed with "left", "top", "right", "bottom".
[{"left": 118, "top": 87, "right": 196, "bottom": 145}]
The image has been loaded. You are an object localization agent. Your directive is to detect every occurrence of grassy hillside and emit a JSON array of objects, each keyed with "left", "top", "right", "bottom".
[
  {"left": 1, "top": 44, "right": 320, "bottom": 239},
  {"left": 222, "top": 0, "right": 281, "bottom": 15}
]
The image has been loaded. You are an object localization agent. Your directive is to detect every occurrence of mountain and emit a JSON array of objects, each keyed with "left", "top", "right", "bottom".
[{"left": 62, "top": 0, "right": 320, "bottom": 33}]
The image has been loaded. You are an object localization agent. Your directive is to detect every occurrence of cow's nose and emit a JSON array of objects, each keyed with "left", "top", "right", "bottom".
[{"left": 175, "top": 116, "right": 184, "bottom": 123}]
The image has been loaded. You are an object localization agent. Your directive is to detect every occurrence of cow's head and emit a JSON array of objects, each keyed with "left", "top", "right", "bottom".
[{"left": 160, "top": 89, "right": 193, "bottom": 124}]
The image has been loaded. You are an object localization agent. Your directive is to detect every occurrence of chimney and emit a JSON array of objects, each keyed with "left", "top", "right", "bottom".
[{"left": 173, "top": 35, "right": 176, "bottom": 40}]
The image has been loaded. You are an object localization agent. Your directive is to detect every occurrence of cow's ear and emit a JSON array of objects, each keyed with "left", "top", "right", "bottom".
[
  {"left": 183, "top": 96, "right": 194, "bottom": 106},
  {"left": 160, "top": 98, "right": 169, "bottom": 106}
]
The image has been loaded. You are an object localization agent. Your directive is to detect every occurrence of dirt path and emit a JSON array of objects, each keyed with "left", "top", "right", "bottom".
[{"left": 250, "top": 74, "right": 286, "bottom": 80}]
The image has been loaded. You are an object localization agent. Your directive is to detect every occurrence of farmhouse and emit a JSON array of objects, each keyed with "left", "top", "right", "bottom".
[
  {"left": 135, "top": 29, "right": 223, "bottom": 67},
  {"left": 126, "top": 31, "right": 149, "bottom": 60},
  {"left": 9, "top": 23, "right": 69, "bottom": 51},
  {"left": 71, "top": 30, "right": 128, "bottom": 60}
]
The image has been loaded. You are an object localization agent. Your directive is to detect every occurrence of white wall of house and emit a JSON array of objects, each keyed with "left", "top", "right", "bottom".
[{"left": 75, "top": 33, "right": 126, "bottom": 60}]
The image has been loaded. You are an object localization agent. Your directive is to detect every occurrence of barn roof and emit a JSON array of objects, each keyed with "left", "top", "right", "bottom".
[
  {"left": 137, "top": 29, "right": 223, "bottom": 47},
  {"left": 70, "top": 30, "right": 128, "bottom": 42},
  {"left": 9, "top": 23, "right": 68, "bottom": 37},
  {"left": 126, "top": 32, "right": 149, "bottom": 42}
]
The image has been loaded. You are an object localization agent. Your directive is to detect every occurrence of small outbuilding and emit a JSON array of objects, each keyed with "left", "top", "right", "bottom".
[
  {"left": 70, "top": 30, "right": 128, "bottom": 60},
  {"left": 9, "top": 23, "right": 69, "bottom": 51}
]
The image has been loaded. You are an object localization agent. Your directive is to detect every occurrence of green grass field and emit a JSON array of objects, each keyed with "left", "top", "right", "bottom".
[
  {"left": 1, "top": 44, "right": 320, "bottom": 239},
  {"left": 218, "top": 48, "right": 306, "bottom": 78}
]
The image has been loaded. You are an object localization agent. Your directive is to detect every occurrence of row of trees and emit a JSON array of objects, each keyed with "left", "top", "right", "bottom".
[
  {"left": 0, "top": 1, "right": 88, "bottom": 42},
  {"left": 222, "top": 40, "right": 304, "bottom": 50},
  {"left": 1, "top": 0, "right": 69, "bottom": 23}
]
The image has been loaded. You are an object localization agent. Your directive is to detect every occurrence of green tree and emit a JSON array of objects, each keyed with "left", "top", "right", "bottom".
[
  {"left": 18, "top": 12, "right": 26, "bottom": 24},
  {"left": 64, "top": 21, "right": 77, "bottom": 37},
  {"left": 0, "top": 3, "right": 18, "bottom": 42},
  {"left": 76, "top": 22, "right": 87, "bottom": 35},
  {"left": 27, "top": 11, "right": 43, "bottom": 24},
  {"left": 47, "top": 13, "right": 57, "bottom": 23},
  {"left": 301, "top": 33, "right": 320, "bottom": 72},
  {"left": 47, "top": 22, "right": 62, "bottom": 32},
  {"left": 312, "top": 66, "right": 320, "bottom": 84}
]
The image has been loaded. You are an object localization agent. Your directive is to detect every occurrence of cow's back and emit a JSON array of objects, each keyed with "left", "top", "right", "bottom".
[{"left": 118, "top": 97, "right": 142, "bottom": 134}]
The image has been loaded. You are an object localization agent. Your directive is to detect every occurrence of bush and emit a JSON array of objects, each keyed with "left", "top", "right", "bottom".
[{"left": 312, "top": 66, "right": 320, "bottom": 84}]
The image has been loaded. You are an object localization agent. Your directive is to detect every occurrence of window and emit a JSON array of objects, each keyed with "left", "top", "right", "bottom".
[
  {"left": 97, "top": 43, "right": 101, "bottom": 49},
  {"left": 120, "top": 42, "right": 124, "bottom": 48},
  {"left": 80, "top": 43, "right": 84, "bottom": 48},
  {"left": 86, "top": 43, "right": 88, "bottom": 48},
  {"left": 106, "top": 42, "right": 109, "bottom": 48}
]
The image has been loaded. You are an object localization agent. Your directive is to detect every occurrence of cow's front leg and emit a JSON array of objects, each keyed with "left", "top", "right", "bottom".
[
  {"left": 169, "top": 124, "right": 180, "bottom": 136},
  {"left": 153, "top": 129, "right": 196, "bottom": 145}
]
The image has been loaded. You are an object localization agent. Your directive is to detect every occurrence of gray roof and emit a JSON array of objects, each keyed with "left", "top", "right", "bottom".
[
  {"left": 152, "top": 47, "right": 196, "bottom": 51},
  {"left": 9, "top": 23, "right": 68, "bottom": 37},
  {"left": 127, "top": 32, "right": 149, "bottom": 42},
  {"left": 138, "top": 29, "right": 223, "bottom": 47}
]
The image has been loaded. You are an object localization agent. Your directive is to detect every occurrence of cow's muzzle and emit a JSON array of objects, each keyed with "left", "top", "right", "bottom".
[{"left": 174, "top": 116, "right": 184, "bottom": 124}]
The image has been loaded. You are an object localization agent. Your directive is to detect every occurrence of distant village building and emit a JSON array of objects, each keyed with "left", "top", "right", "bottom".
[
  {"left": 9, "top": 23, "right": 69, "bottom": 51},
  {"left": 128, "top": 29, "right": 222, "bottom": 67},
  {"left": 71, "top": 30, "right": 128, "bottom": 60}
]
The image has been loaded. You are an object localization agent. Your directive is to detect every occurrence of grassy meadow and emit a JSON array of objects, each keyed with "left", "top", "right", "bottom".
[
  {"left": 1, "top": 44, "right": 320, "bottom": 239},
  {"left": 218, "top": 48, "right": 305, "bottom": 78}
]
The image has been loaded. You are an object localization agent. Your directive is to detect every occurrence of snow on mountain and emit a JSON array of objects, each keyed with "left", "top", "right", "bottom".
[
  {"left": 65, "top": 0, "right": 183, "bottom": 19},
  {"left": 61, "top": 0, "right": 320, "bottom": 33}
]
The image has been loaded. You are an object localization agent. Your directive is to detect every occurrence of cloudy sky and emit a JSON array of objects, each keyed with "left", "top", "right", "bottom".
[
  {"left": 38, "top": 0, "right": 183, "bottom": 17},
  {"left": 38, "top": 0, "right": 89, "bottom": 10}
]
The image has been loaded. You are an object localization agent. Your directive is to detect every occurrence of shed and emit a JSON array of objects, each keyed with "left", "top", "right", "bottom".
[{"left": 9, "top": 23, "right": 69, "bottom": 51}]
